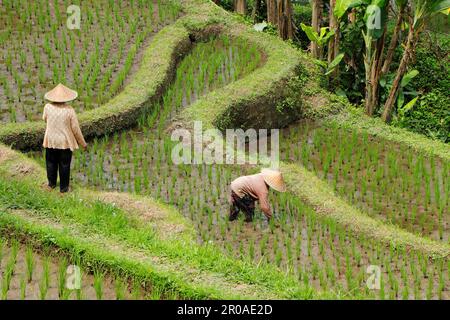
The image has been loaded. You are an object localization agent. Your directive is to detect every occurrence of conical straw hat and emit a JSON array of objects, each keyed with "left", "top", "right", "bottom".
[
  {"left": 261, "top": 168, "right": 286, "bottom": 192},
  {"left": 44, "top": 83, "right": 78, "bottom": 103}
]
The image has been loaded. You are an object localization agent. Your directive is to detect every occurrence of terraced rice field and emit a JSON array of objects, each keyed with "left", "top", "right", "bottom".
[
  {"left": 27, "top": 36, "right": 450, "bottom": 299},
  {"left": 2, "top": 0, "right": 448, "bottom": 301},
  {"left": 0, "top": 0, "right": 181, "bottom": 122}
]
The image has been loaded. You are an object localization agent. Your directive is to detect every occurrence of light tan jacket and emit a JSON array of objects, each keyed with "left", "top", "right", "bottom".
[
  {"left": 42, "top": 103, "right": 87, "bottom": 151},
  {"left": 230, "top": 173, "right": 271, "bottom": 217}
]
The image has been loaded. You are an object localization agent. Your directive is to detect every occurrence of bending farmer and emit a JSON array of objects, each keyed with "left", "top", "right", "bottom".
[{"left": 229, "top": 168, "right": 286, "bottom": 222}]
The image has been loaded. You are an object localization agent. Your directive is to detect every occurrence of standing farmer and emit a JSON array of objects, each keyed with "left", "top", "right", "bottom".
[
  {"left": 229, "top": 168, "right": 286, "bottom": 222},
  {"left": 42, "top": 84, "right": 87, "bottom": 193}
]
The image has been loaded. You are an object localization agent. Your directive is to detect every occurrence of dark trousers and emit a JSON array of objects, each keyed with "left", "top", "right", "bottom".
[
  {"left": 45, "top": 148, "right": 72, "bottom": 193},
  {"left": 229, "top": 191, "right": 256, "bottom": 222}
]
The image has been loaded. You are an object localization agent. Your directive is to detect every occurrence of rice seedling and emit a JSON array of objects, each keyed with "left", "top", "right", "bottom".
[
  {"left": 25, "top": 246, "right": 34, "bottom": 283},
  {"left": 19, "top": 277, "right": 26, "bottom": 300},
  {"left": 0, "top": 239, "right": 3, "bottom": 268},
  {"left": 131, "top": 279, "right": 142, "bottom": 300},
  {"left": 57, "top": 257, "right": 69, "bottom": 299},
  {"left": 93, "top": 269, "right": 104, "bottom": 300},
  {"left": 39, "top": 257, "right": 50, "bottom": 300},
  {"left": 115, "top": 278, "right": 126, "bottom": 300}
]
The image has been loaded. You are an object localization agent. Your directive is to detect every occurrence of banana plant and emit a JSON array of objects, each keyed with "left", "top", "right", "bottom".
[
  {"left": 380, "top": 69, "right": 419, "bottom": 111},
  {"left": 315, "top": 53, "right": 345, "bottom": 75},
  {"left": 362, "top": 0, "right": 389, "bottom": 115},
  {"left": 300, "top": 23, "right": 335, "bottom": 59},
  {"left": 396, "top": 96, "right": 419, "bottom": 121}
]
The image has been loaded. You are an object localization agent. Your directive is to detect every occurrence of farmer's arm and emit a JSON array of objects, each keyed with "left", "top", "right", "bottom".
[
  {"left": 258, "top": 191, "right": 272, "bottom": 219},
  {"left": 42, "top": 104, "right": 48, "bottom": 121},
  {"left": 70, "top": 110, "right": 87, "bottom": 148}
]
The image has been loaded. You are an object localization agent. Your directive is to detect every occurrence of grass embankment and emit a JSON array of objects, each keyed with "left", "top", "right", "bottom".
[
  {"left": 0, "top": 144, "right": 335, "bottom": 299},
  {"left": 281, "top": 163, "right": 449, "bottom": 258}
]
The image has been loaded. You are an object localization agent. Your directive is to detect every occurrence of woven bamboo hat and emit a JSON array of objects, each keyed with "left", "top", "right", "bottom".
[
  {"left": 261, "top": 168, "right": 286, "bottom": 192},
  {"left": 44, "top": 83, "right": 78, "bottom": 103}
]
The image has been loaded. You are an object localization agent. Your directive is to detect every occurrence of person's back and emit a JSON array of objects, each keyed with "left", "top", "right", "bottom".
[
  {"left": 229, "top": 169, "right": 286, "bottom": 222},
  {"left": 43, "top": 103, "right": 85, "bottom": 151},
  {"left": 42, "top": 84, "right": 86, "bottom": 193}
]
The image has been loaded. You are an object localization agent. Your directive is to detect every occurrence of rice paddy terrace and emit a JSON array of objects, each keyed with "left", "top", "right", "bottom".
[
  {"left": 0, "top": 0, "right": 181, "bottom": 122},
  {"left": 0, "top": 0, "right": 449, "bottom": 300}
]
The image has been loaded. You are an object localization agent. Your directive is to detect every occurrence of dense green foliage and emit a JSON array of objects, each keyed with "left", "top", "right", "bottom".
[
  {"left": 390, "top": 35, "right": 450, "bottom": 142},
  {"left": 394, "top": 89, "right": 449, "bottom": 142}
]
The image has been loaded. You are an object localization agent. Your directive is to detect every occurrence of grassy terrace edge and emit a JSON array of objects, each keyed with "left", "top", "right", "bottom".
[{"left": 177, "top": 3, "right": 449, "bottom": 259}]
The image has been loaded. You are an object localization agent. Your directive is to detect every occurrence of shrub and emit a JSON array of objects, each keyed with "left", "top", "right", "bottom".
[
  {"left": 411, "top": 36, "right": 450, "bottom": 93},
  {"left": 394, "top": 89, "right": 450, "bottom": 143}
]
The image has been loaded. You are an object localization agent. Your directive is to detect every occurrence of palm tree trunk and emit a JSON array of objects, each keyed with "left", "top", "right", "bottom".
[
  {"left": 235, "top": 0, "right": 246, "bottom": 14},
  {"left": 311, "top": 0, "right": 322, "bottom": 58},
  {"left": 371, "top": 26, "right": 387, "bottom": 109},
  {"left": 267, "top": 0, "right": 277, "bottom": 25},
  {"left": 277, "top": 0, "right": 293, "bottom": 40},
  {"left": 381, "top": 4, "right": 405, "bottom": 75},
  {"left": 285, "top": 0, "right": 294, "bottom": 40},
  {"left": 382, "top": 19, "right": 416, "bottom": 122},
  {"left": 327, "top": 0, "right": 340, "bottom": 84},
  {"left": 327, "top": 0, "right": 337, "bottom": 64}
]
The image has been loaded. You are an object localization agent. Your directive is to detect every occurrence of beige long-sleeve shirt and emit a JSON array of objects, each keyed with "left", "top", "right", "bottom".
[
  {"left": 42, "top": 103, "right": 87, "bottom": 151},
  {"left": 230, "top": 173, "right": 271, "bottom": 217}
]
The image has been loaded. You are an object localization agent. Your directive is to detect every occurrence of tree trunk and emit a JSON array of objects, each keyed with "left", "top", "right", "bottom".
[
  {"left": 328, "top": 0, "right": 337, "bottom": 64},
  {"left": 311, "top": 0, "right": 322, "bottom": 58},
  {"left": 277, "top": 0, "right": 293, "bottom": 40},
  {"left": 285, "top": 0, "right": 294, "bottom": 40},
  {"left": 235, "top": 0, "right": 246, "bottom": 14},
  {"left": 364, "top": 51, "right": 374, "bottom": 115},
  {"left": 382, "top": 18, "right": 416, "bottom": 123},
  {"left": 252, "top": 0, "right": 262, "bottom": 22},
  {"left": 348, "top": 8, "right": 356, "bottom": 23},
  {"left": 267, "top": 0, "right": 278, "bottom": 25},
  {"left": 327, "top": 0, "right": 340, "bottom": 84},
  {"left": 370, "top": 26, "right": 387, "bottom": 110},
  {"left": 381, "top": 4, "right": 405, "bottom": 75}
]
